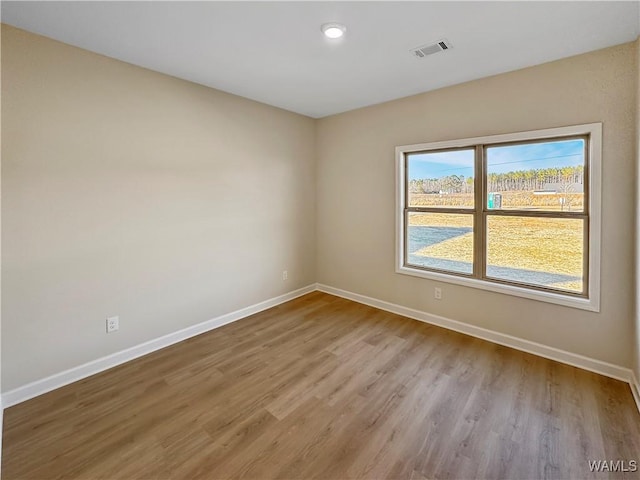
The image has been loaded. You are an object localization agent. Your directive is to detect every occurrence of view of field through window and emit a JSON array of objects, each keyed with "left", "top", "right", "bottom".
[{"left": 406, "top": 138, "right": 585, "bottom": 293}]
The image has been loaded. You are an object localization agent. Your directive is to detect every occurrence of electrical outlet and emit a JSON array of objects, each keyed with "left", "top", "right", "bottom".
[
  {"left": 282, "top": 270, "right": 288, "bottom": 281},
  {"left": 106, "top": 316, "right": 119, "bottom": 333},
  {"left": 434, "top": 287, "right": 442, "bottom": 300}
]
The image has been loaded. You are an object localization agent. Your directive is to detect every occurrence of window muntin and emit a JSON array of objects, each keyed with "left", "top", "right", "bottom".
[{"left": 396, "top": 124, "right": 600, "bottom": 311}]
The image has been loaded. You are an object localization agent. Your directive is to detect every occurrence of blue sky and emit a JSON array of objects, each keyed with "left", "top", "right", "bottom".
[{"left": 408, "top": 139, "right": 584, "bottom": 180}]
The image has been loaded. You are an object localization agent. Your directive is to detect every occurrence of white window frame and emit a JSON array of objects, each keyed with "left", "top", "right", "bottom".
[{"left": 396, "top": 123, "right": 602, "bottom": 312}]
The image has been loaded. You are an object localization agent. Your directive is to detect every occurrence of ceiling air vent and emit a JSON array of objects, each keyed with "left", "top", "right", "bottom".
[{"left": 411, "top": 39, "right": 452, "bottom": 59}]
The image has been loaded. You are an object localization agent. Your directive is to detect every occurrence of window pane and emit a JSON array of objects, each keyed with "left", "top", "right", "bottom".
[
  {"left": 407, "top": 213, "right": 473, "bottom": 274},
  {"left": 486, "top": 216, "right": 584, "bottom": 293},
  {"left": 486, "top": 139, "right": 585, "bottom": 212},
  {"left": 407, "top": 149, "right": 475, "bottom": 209}
]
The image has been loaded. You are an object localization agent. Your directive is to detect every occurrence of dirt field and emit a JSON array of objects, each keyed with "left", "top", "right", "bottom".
[
  {"left": 409, "top": 191, "right": 584, "bottom": 212},
  {"left": 408, "top": 213, "right": 583, "bottom": 292}
]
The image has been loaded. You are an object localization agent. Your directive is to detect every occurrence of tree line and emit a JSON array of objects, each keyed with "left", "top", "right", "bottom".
[{"left": 410, "top": 165, "right": 584, "bottom": 194}]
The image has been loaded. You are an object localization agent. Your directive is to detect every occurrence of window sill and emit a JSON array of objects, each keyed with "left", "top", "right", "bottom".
[{"left": 396, "top": 265, "right": 599, "bottom": 312}]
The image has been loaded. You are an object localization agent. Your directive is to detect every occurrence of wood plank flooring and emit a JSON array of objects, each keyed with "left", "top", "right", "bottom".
[{"left": 3, "top": 292, "right": 640, "bottom": 479}]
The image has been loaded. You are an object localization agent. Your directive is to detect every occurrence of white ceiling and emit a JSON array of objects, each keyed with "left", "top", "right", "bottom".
[{"left": 2, "top": 1, "right": 639, "bottom": 118}]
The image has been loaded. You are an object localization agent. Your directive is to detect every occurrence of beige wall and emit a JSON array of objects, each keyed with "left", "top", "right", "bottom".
[
  {"left": 1, "top": 26, "right": 317, "bottom": 391},
  {"left": 0, "top": 24, "right": 3, "bottom": 408},
  {"left": 317, "top": 42, "right": 637, "bottom": 368}
]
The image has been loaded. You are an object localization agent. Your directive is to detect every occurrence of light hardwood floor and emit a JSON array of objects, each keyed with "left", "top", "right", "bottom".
[{"left": 3, "top": 292, "right": 640, "bottom": 479}]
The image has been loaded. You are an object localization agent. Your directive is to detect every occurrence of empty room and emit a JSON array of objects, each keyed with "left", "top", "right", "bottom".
[{"left": 1, "top": 1, "right": 640, "bottom": 479}]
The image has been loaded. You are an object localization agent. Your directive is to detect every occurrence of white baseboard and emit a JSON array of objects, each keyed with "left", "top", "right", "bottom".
[
  {"left": 317, "top": 284, "right": 634, "bottom": 384},
  {"left": 0, "top": 396, "right": 3, "bottom": 474},
  {"left": 631, "top": 371, "right": 640, "bottom": 415},
  {"left": 1, "top": 284, "right": 316, "bottom": 408},
  {"left": 2, "top": 282, "right": 638, "bottom": 417}
]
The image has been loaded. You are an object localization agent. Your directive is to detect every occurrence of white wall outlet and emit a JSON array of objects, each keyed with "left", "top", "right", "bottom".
[
  {"left": 434, "top": 287, "right": 442, "bottom": 300},
  {"left": 282, "top": 270, "right": 288, "bottom": 281},
  {"left": 106, "top": 316, "right": 119, "bottom": 333}
]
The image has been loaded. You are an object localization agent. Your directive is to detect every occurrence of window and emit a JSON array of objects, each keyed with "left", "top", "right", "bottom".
[{"left": 396, "top": 124, "right": 601, "bottom": 311}]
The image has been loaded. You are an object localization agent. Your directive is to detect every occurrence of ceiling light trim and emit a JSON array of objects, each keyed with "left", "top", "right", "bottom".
[{"left": 321, "top": 22, "right": 346, "bottom": 39}]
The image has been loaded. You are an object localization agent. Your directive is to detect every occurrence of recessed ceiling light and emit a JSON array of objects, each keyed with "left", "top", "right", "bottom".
[{"left": 321, "top": 23, "right": 346, "bottom": 39}]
